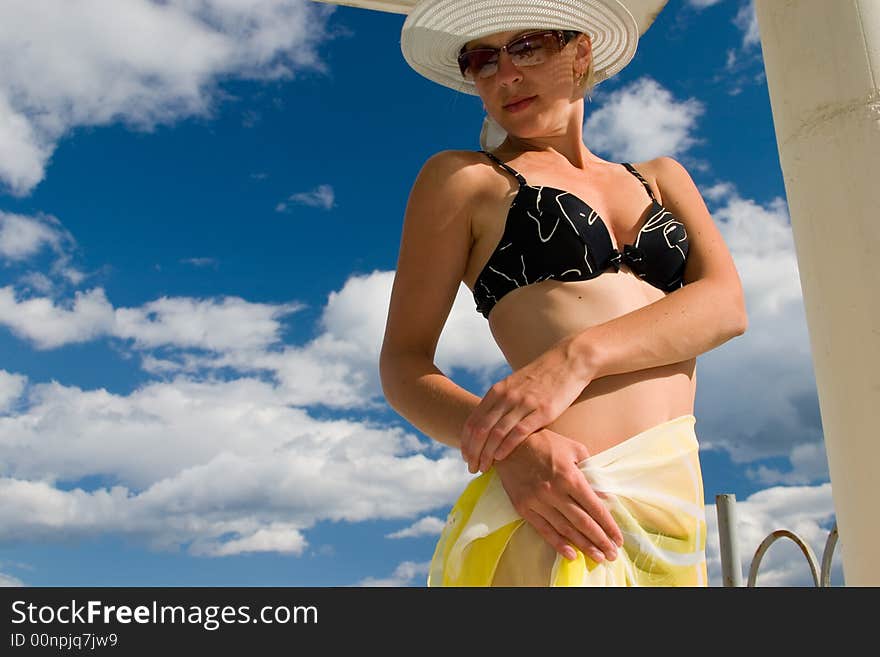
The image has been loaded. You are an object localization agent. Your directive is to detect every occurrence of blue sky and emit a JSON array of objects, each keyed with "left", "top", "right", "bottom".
[{"left": 0, "top": 0, "right": 842, "bottom": 587}]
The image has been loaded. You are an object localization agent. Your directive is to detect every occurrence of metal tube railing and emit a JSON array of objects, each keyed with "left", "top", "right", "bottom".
[
  {"left": 715, "top": 493, "right": 839, "bottom": 586},
  {"left": 715, "top": 494, "right": 743, "bottom": 587}
]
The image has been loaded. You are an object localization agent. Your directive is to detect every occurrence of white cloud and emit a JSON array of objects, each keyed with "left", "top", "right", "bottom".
[
  {"left": 434, "top": 281, "right": 511, "bottom": 387},
  {"left": 715, "top": 0, "right": 765, "bottom": 93},
  {"left": 0, "top": 286, "right": 115, "bottom": 349},
  {"left": 746, "top": 441, "right": 831, "bottom": 486},
  {"left": 16, "top": 272, "right": 55, "bottom": 295},
  {"left": 114, "top": 295, "right": 303, "bottom": 352},
  {"left": 701, "top": 181, "right": 737, "bottom": 204},
  {"left": 358, "top": 560, "right": 429, "bottom": 587},
  {"left": 0, "top": 571, "right": 24, "bottom": 587},
  {"left": 280, "top": 184, "right": 336, "bottom": 211},
  {"left": 59, "top": 266, "right": 87, "bottom": 286},
  {"left": 735, "top": 0, "right": 760, "bottom": 48},
  {"left": 332, "top": 271, "right": 503, "bottom": 374},
  {"left": 0, "top": 211, "right": 73, "bottom": 261},
  {"left": 0, "top": 286, "right": 304, "bottom": 352},
  {"left": 180, "top": 257, "right": 218, "bottom": 268},
  {"left": 0, "top": 371, "right": 472, "bottom": 555},
  {"left": 0, "top": 0, "right": 336, "bottom": 196},
  {"left": 715, "top": 193, "right": 803, "bottom": 325},
  {"left": 0, "top": 211, "right": 89, "bottom": 296},
  {"left": 167, "top": 270, "right": 505, "bottom": 408},
  {"left": 0, "top": 93, "right": 47, "bottom": 195},
  {"left": 191, "top": 523, "right": 308, "bottom": 557},
  {"left": 586, "top": 77, "right": 706, "bottom": 163},
  {"left": 0, "top": 265, "right": 505, "bottom": 406},
  {"left": 695, "top": 186, "right": 827, "bottom": 479},
  {"left": 0, "top": 370, "right": 27, "bottom": 414},
  {"left": 386, "top": 516, "right": 446, "bottom": 539},
  {"left": 319, "top": 269, "right": 504, "bottom": 382},
  {"left": 319, "top": 271, "right": 398, "bottom": 364}
]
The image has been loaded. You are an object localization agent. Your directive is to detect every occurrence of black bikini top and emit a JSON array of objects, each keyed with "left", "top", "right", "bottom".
[{"left": 472, "top": 149, "right": 689, "bottom": 319}]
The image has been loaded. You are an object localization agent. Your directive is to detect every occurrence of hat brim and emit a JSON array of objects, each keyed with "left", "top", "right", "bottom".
[{"left": 400, "top": 0, "right": 640, "bottom": 95}]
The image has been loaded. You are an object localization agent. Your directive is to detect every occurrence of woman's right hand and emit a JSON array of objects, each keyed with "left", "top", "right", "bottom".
[{"left": 492, "top": 428, "right": 624, "bottom": 564}]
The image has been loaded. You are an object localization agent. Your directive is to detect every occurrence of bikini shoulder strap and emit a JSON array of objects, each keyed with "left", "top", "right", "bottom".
[
  {"left": 621, "top": 162, "right": 657, "bottom": 203},
  {"left": 478, "top": 149, "right": 528, "bottom": 187}
]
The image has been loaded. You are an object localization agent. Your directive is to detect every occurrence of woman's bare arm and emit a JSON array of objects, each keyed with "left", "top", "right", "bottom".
[
  {"left": 569, "top": 156, "right": 748, "bottom": 378},
  {"left": 379, "top": 150, "right": 483, "bottom": 449}
]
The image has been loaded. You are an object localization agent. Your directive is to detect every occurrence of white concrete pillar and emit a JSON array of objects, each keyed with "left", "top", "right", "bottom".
[{"left": 754, "top": 0, "right": 880, "bottom": 586}]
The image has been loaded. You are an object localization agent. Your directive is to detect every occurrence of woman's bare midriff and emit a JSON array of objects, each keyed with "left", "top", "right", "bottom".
[
  {"left": 484, "top": 276, "right": 696, "bottom": 457},
  {"left": 462, "top": 151, "right": 697, "bottom": 458}
]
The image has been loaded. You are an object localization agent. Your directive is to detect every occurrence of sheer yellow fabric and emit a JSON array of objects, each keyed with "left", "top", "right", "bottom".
[{"left": 427, "top": 414, "right": 708, "bottom": 587}]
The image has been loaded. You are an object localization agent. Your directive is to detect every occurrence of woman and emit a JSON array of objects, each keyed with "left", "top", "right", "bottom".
[{"left": 379, "top": 0, "right": 747, "bottom": 586}]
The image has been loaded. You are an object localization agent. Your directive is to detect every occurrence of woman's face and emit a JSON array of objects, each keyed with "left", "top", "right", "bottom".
[{"left": 464, "top": 29, "right": 588, "bottom": 139}]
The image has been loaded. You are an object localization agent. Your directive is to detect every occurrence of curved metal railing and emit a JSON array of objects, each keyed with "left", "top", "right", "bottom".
[
  {"left": 819, "top": 524, "right": 839, "bottom": 587},
  {"left": 716, "top": 493, "right": 840, "bottom": 587}
]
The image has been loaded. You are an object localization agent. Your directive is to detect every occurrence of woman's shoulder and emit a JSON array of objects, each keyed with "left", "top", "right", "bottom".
[
  {"left": 411, "top": 149, "right": 499, "bottom": 202},
  {"left": 417, "top": 149, "right": 494, "bottom": 180}
]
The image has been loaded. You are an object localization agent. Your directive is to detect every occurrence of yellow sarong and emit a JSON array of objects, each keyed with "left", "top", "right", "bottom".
[{"left": 427, "top": 414, "right": 708, "bottom": 587}]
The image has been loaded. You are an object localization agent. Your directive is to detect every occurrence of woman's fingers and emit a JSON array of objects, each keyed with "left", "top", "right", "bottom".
[
  {"left": 522, "top": 505, "right": 610, "bottom": 564},
  {"left": 475, "top": 407, "right": 542, "bottom": 472},
  {"left": 463, "top": 382, "right": 549, "bottom": 472},
  {"left": 526, "top": 463, "right": 622, "bottom": 561},
  {"left": 541, "top": 501, "right": 618, "bottom": 563},
  {"left": 564, "top": 474, "right": 624, "bottom": 550},
  {"left": 491, "top": 407, "right": 547, "bottom": 463},
  {"left": 519, "top": 509, "right": 582, "bottom": 561}
]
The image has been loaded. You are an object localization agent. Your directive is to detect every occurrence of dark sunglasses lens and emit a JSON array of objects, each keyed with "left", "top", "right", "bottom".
[
  {"left": 459, "top": 50, "right": 497, "bottom": 80},
  {"left": 508, "top": 32, "right": 546, "bottom": 54},
  {"left": 507, "top": 34, "right": 544, "bottom": 65}
]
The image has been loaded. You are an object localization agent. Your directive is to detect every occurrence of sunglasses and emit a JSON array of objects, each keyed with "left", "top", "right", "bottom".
[{"left": 458, "top": 30, "right": 581, "bottom": 81}]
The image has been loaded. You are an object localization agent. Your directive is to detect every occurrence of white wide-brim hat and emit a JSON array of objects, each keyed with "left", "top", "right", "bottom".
[{"left": 400, "top": 0, "right": 669, "bottom": 97}]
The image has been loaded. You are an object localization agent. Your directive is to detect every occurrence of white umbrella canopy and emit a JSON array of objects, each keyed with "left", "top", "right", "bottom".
[
  {"left": 311, "top": 0, "right": 413, "bottom": 12},
  {"left": 310, "top": 0, "right": 669, "bottom": 34}
]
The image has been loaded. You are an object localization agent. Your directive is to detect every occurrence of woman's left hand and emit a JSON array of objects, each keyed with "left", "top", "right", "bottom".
[{"left": 460, "top": 335, "right": 595, "bottom": 474}]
